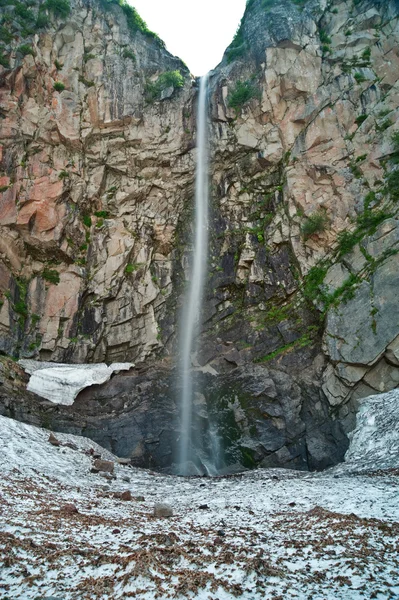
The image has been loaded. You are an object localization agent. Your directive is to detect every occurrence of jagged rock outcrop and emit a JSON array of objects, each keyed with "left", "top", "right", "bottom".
[{"left": 1, "top": 0, "right": 399, "bottom": 471}]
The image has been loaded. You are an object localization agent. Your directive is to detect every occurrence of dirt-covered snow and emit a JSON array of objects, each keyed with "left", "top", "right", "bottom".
[{"left": 1, "top": 391, "right": 399, "bottom": 599}]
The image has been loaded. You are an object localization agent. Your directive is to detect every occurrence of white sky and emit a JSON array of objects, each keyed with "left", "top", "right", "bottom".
[{"left": 128, "top": 0, "right": 247, "bottom": 76}]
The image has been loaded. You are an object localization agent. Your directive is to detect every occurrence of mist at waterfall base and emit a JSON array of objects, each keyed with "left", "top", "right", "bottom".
[{"left": 175, "top": 75, "right": 224, "bottom": 477}]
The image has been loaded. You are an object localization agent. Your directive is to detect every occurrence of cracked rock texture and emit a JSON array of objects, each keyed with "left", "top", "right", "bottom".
[{"left": 1, "top": 0, "right": 399, "bottom": 470}]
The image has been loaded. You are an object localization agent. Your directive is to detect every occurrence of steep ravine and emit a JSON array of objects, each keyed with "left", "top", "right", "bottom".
[{"left": 1, "top": 0, "right": 399, "bottom": 472}]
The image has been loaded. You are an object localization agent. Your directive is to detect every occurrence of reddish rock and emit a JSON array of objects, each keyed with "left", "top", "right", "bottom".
[
  {"left": 120, "top": 490, "right": 132, "bottom": 501},
  {"left": 48, "top": 433, "right": 60, "bottom": 446},
  {"left": 61, "top": 503, "right": 78, "bottom": 514}
]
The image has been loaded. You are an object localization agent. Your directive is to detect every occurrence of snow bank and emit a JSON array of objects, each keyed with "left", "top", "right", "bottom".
[
  {"left": 19, "top": 359, "right": 134, "bottom": 405},
  {"left": 344, "top": 388, "right": 399, "bottom": 471}
]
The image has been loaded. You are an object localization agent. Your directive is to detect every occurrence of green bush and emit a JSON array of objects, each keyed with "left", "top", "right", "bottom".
[
  {"left": 14, "top": 2, "right": 35, "bottom": 21},
  {"left": 82, "top": 214, "right": 92, "bottom": 227},
  {"left": 387, "top": 170, "right": 399, "bottom": 202},
  {"left": 226, "top": 26, "right": 246, "bottom": 63},
  {"left": 94, "top": 210, "right": 109, "bottom": 218},
  {"left": 58, "top": 170, "right": 69, "bottom": 179},
  {"left": 36, "top": 11, "right": 48, "bottom": 28},
  {"left": 125, "top": 263, "right": 138, "bottom": 274},
  {"left": 336, "top": 229, "right": 362, "bottom": 257},
  {"left": 54, "top": 59, "right": 63, "bottom": 70},
  {"left": 0, "top": 52, "right": 10, "bottom": 68},
  {"left": 18, "top": 44, "right": 35, "bottom": 57},
  {"left": 337, "top": 207, "right": 392, "bottom": 257},
  {"left": 301, "top": 211, "right": 329, "bottom": 239},
  {"left": 158, "top": 70, "right": 184, "bottom": 89},
  {"left": 145, "top": 70, "right": 184, "bottom": 102},
  {"left": 355, "top": 114, "right": 367, "bottom": 126},
  {"left": 44, "top": 0, "right": 71, "bottom": 18},
  {"left": 83, "top": 53, "right": 96, "bottom": 62},
  {"left": 78, "top": 75, "right": 95, "bottom": 87},
  {"left": 319, "top": 29, "right": 332, "bottom": 45},
  {"left": 122, "top": 48, "right": 135, "bottom": 61},
  {"left": 42, "top": 268, "right": 60, "bottom": 284},
  {"left": 14, "top": 300, "right": 28, "bottom": 318},
  {"left": 376, "top": 118, "right": 393, "bottom": 132},
  {"left": 354, "top": 72, "right": 366, "bottom": 83},
  {"left": 362, "top": 47, "right": 371, "bottom": 61},
  {"left": 118, "top": 0, "right": 163, "bottom": 45},
  {"left": 53, "top": 81, "right": 65, "bottom": 91},
  {"left": 228, "top": 79, "right": 259, "bottom": 114},
  {"left": 0, "top": 25, "right": 13, "bottom": 44}
]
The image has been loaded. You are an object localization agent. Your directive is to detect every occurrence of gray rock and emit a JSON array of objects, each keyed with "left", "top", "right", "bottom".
[
  {"left": 325, "top": 254, "right": 399, "bottom": 365},
  {"left": 154, "top": 503, "right": 173, "bottom": 518}
]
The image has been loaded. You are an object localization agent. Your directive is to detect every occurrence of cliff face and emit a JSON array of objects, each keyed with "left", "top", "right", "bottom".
[
  {"left": 1, "top": 0, "right": 399, "bottom": 472},
  {"left": 0, "top": 0, "right": 193, "bottom": 364}
]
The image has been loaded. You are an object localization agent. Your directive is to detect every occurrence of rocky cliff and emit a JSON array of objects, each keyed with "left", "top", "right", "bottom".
[{"left": 1, "top": 0, "right": 399, "bottom": 472}]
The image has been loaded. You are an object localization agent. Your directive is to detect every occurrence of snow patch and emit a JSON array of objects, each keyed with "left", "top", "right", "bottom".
[
  {"left": 19, "top": 359, "right": 134, "bottom": 405},
  {"left": 343, "top": 388, "right": 399, "bottom": 472}
]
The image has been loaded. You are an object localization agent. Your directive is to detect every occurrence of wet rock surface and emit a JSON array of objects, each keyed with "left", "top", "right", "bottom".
[
  {"left": 0, "top": 355, "right": 348, "bottom": 471},
  {"left": 1, "top": 0, "right": 399, "bottom": 472}
]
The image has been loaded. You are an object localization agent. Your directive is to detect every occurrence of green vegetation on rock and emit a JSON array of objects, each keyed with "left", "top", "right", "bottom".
[
  {"left": 228, "top": 80, "right": 259, "bottom": 115},
  {"left": 53, "top": 81, "right": 65, "bottom": 92},
  {"left": 42, "top": 269, "right": 60, "bottom": 285},
  {"left": 145, "top": 70, "right": 184, "bottom": 102},
  {"left": 43, "top": 0, "right": 71, "bottom": 19},
  {"left": 100, "top": 0, "right": 163, "bottom": 46},
  {"left": 301, "top": 210, "right": 329, "bottom": 240}
]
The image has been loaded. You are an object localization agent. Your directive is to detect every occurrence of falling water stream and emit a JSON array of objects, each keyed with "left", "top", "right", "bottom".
[{"left": 178, "top": 74, "right": 217, "bottom": 476}]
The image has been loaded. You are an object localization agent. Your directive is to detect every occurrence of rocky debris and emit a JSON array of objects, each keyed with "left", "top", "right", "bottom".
[
  {"left": 113, "top": 490, "right": 132, "bottom": 501},
  {"left": 153, "top": 503, "right": 174, "bottom": 518},
  {"left": 93, "top": 459, "right": 114, "bottom": 474}
]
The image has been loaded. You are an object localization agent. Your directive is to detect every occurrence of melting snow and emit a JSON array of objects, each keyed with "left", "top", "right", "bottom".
[
  {"left": 0, "top": 390, "right": 398, "bottom": 599},
  {"left": 18, "top": 360, "right": 134, "bottom": 405}
]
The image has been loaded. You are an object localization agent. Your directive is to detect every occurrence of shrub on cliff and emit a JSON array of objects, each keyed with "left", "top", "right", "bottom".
[
  {"left": 44, "top": 0, "right": 71, "bottom": 18},
  {"left": 228, "top": 80, "right": 260, "bottom": 115},
  {"left": 42, "top": 269, "right": 60, "bottom": 285},
  {"left": 17, "top": 44, "right": 35, "bottom": 57},
  {"left": 100, "top": 0, "right": 164, "bottom": 46},
  {"left": 145, "top": 70, "right": 185, "bottom": 102},
  {"left": 301, "top": 211, "right": 329, "bottom": 240},
  {"left": 53, "top": 81, "right": 65, "bottom": 92}
]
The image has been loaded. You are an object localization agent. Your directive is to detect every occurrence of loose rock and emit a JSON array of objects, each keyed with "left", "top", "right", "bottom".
[
  {"left": 153, "top": 503, "right": 173, "bottom": 518},
  {"left": 48, "top": 433, "right": 60, "bottom": 447},
  {"left": 93, "top": 459, "right": 114, "bottom": 473}
]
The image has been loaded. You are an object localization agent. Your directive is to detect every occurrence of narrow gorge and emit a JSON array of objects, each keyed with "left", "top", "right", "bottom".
[{"left": 1, "top": 0, "right": 399, "bottom": 475}]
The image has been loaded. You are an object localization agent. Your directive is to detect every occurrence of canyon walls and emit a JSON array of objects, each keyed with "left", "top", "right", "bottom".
[{"left": 1, "top": 0, "right": 399, "bottom": 471}]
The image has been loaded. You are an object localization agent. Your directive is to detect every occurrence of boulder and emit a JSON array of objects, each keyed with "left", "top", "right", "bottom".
[
  {"left": 93, "top": 459, "right": 114, "bottom": 473},
  {"left": 153, "top": 503, "right": 173, "bottom": 518}
]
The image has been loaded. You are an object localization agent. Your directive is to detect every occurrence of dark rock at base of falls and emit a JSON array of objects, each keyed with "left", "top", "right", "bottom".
[{"left": 0, "top": 355, "right": 349, "bottom": 473}]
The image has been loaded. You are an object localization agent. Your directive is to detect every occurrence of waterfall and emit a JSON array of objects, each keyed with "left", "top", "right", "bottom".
[{"left": 178, "top": 74, "right": 210, "bottom": 476}]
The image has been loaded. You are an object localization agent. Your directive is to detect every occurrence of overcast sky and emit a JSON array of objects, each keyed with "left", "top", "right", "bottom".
[{"left": 129, "top": 0, "right": 247, "bottom": 76}]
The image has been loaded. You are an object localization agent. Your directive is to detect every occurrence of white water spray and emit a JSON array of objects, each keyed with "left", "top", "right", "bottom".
[{"left": 178, "top": 75, "right": 210, "bottom": 475}]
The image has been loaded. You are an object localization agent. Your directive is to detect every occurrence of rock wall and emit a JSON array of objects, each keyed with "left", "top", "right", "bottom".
[
  {"left": 1, "top": 0, "right": 399, "bottom": 471},
  {"left": 0, "top": 0, "right": 193, "bottom": 364}
]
